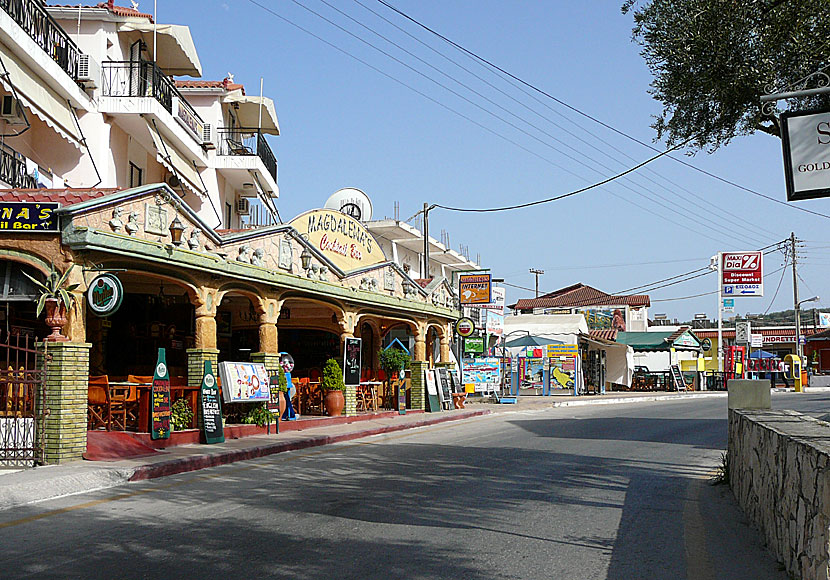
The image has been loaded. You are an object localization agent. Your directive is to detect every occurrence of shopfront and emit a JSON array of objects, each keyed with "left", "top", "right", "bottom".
[{"left": 0, "top": 185, "right": 459, "bottom": 452}]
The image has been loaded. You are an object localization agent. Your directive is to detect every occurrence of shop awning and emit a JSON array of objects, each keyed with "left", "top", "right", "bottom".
[
  {"left": 118, "top": 22, "right": 202, "bottom": 77},
  {"left": 0, "top": 41, "right": 83, "bottom": 148},
  {"left": 223, "top": 90, "right": 279, "bottom": 135},
  {"left": 146, "top": 120, "right": 205, "bottom": 196},
  {"left": 616, "top": 331, "right": 672, "bottom": 351}
]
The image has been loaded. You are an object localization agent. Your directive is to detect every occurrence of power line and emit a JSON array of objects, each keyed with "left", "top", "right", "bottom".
[{"left": 376, "top": 0, "right": 830, "bottom": 222}]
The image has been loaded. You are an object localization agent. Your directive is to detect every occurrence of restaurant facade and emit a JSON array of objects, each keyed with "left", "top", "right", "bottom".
[{"left": 0, "top": 184, "right": 459, "bottom": 463}]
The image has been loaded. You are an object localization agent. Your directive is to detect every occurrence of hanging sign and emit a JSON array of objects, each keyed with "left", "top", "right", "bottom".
[
  {"left": 199, "top": 360, "right": 224, "bottom": 444},
  {"left": 86, "top": 273, "right": 124, "bottom": 317},
  {"left": 0, "top": 202, "right": 59, "bottom": 232},
  {"left": 464, "top": 336, "right": 485, "bottom": 353},
  {"left": 780, "top": 109, "right": 830, "bottom": 201},
  {"left": 150, "top": 348, "right": 171, "bottom": 440},
  {"left": 751, "top": 334, "right": 764, "bottom": 348},
  {"left": 455, "top": 317, "right": 475, "bottom": 337},
  {"left": 288, "top": 209, "right": 385, "bottom": 272},
  {"left": 343, "top": 336, "right": 362, "bottom": 386},
  {"left": 458, "top": 274, "right": 492, "bottom": 305}
]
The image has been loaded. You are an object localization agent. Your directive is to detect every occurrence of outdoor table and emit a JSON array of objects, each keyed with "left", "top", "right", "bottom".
[{"left": 358, "top": 381, "right": 381, "bottom": 411}]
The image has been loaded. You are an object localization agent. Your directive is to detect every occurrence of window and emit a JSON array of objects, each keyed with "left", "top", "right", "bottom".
[
  {"left": 129, "top": 162, "right": 143, "bottom": 187},
  {"left": 225, "top": 202, "right": 232, "bottom": 229}
]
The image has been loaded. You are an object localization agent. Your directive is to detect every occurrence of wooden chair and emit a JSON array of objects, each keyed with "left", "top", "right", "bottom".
[
  {"left": 125, "top": 375, "right": 151, "bottom": 431},
  {"left": 88, "top": 375, "right": 109, "bottom": 430}
]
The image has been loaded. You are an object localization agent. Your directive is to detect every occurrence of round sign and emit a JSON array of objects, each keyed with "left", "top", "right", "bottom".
[
  {"left": 204, "top": 373, "right": 215, "bottom": 388},
  {"left": 701, "top": 338, "right": 712, "bottom": 352},
  {"left": 455, "top": 317, "right": 475, "bottom": 337},
  {"left": 156, "top": 362, "right": 168, "bottom": 378},
  {"left": 86, "top": 274, "right": 124, "bottom": 317}
]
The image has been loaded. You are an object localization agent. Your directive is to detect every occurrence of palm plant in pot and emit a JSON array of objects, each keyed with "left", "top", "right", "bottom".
[
  {"left": 23, "top": 263, "right": 79, "bottom": 342},
  {"left": 321, "top": 358, "right": 346, "bottom": 416}
]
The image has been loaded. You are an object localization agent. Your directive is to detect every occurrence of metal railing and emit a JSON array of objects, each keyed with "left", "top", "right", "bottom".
[
  {"left": 0, "top": 0, "right": 80, "bottom": 80},
  {"left": 216, "top": 127, "right": 277, "bottom": 183},
  {"left": 0, "top": 142, "right": 36, "bottom": 189}
]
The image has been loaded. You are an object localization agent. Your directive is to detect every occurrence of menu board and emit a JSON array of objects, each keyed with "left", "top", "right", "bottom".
[
  {"left": 199, "top": 360, "right": 224, "bottom": 444},
  {"left": 218, "top": 362, "right": 270, "bottom": 403},
  {"left": 343, "top": 337, "right": 362, "bottom": 386},
  {"left": 150, "top": 348, "right": 171, "bottom": 440},
  {"left": 461, "top": 357, "right": 501, "bottom": 393},
  {"left": 437, "top": 368, "right": 452, "bottom": 408}
]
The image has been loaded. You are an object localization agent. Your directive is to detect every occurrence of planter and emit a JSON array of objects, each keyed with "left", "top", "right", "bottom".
[
  {"left": 324, "top": 389, "right": 345, "bottom": 417},
  {"left": 43, "top": 298, "right": 69, "bottom": 342},
  {"left": 278, "top": 391, "right": 287, "bottom": 421}
]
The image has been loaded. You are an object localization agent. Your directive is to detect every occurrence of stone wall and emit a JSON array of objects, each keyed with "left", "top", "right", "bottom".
[{"left": 729, "top": 409, "right": 830, "bottom": 579}]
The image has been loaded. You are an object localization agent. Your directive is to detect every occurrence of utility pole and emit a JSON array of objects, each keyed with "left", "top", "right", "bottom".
[
  {"left": 529, "top": 268, "right": 544, "bottom": 298},
  {"left": 791, "top": 232, "right": 802, "bottom": 361}
]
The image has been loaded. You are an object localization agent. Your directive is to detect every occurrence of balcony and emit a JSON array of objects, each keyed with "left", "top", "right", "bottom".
[
  {"left": 217, "top": 128, "right": 277, "bottom": 184},
  {"left": 0, "top": 142, "right": 36, "bottom": 189},
  {"left": 101, "top": 60, "right": 205, "bottom": 144},
  {"left": 0, "top": 0, "right": 79, "bottom": 80}
]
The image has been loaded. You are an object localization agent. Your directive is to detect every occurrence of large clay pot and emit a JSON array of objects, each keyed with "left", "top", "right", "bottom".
[
  {"left": 278, "top": 391, "right": 287, "bottom": 422},
  {"left": 43, "top": 298, "right": 69, "bottom": 342},
  {"left": 324, "top": 389, "right": 345, "bottom": 417}
]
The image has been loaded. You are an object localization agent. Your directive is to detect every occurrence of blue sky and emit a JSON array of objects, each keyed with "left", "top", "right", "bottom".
[{"left": 158, "top": 0, "right": 830, "bottom": 322}]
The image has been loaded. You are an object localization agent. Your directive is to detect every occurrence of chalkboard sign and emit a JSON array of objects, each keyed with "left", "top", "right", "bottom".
[
  {"left": 392, "top": 376, "right": 406, "bottom": 415},
  {"left": 200, "top": 361, "right": 224, "bottom": 444},
  {"left": 343, "top": 336, "right": 362, "bottom": 386},
  {"left": 437, "top": 368, "right": 452, "bottom": 410},
  {"left": 150, "top": 348, "right": 171, "bottom": 440},
  {"left": 425, "top": 369, "right": 441, "bottom": 413},
  {"left": 267, "top": 374, "right": 281, "bottom": 434}
]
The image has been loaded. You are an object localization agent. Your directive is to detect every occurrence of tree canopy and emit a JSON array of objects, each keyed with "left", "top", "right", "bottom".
[{"left": 623, "top": 0, "right": 830, "bottom": 153}]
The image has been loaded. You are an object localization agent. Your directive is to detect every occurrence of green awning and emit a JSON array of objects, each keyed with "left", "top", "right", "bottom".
[{"left": 616, "top": 332, "right": 672, "bottom": 351}]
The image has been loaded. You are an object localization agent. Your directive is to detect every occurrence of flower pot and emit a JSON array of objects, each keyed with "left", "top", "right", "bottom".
[
  {"left": 324, "top": 389, "right": 345, "bottom": 416},
  {"left": 278, "top": 391, "right": 287, "bottom": 422},
  {"left": 43, "top": 298, "right": 69, "bottom": 342}
]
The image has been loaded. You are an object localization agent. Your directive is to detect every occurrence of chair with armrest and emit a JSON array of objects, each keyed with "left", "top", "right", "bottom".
[{"left": 89, "top": 375, "right": 119, "bottom": 430}]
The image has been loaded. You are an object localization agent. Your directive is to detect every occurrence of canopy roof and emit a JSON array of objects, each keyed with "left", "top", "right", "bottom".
[
  {"left": 504, "top": 335, "right": 563, "bottom": 348},
  {"left": 223, "top": 90, "right": 280, "bottom": 135},
  {"left": 118, "top": 22, "right": 202, "bottom": 77}
]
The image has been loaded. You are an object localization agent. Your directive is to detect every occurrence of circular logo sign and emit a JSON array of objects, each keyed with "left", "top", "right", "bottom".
[
  {"left": 701, "top": 338, "right": 712, "bottom": 352},
  {"left": 455, "top": 317, "right": 475, "bottom": 337},
  {"left": 156, "top": 362, "right": 168, "bottom": 378},
  {"left": 204, "top": 374, "right": 215, "bottom": 388},
  {"left": 86, "top": 274, "right": 124, "bottom": 317}
]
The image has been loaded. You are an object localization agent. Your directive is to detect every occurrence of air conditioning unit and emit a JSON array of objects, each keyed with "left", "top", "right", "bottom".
[
  {"left": 76, "top": 54, "right": 101, "bottom": 89},
  {"left": 0, "top": 95, "right": 25, "bottom": 125},
  {"left": 235, "top": 197, "right": 250, "bottom": 215},
  {"left": 202, "top": 123, "right": 213, "bottom": 146}
]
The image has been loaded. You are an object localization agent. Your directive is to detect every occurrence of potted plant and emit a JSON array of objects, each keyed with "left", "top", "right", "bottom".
[
  {"left": 321, "top": 358, "right": 346, "bottom": 416},
  {"left": 379, "top": 347, "right": 410, "bottom": 381},
  {"left": 171, "top": 398, "right": 194, "bottom": 431},
  {"left": 23, "top": 263, "right": 79, "bottom": 342}
]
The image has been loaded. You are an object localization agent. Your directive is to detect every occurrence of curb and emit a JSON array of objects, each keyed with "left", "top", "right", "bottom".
[
  {"left": 549, "top": 392, "right": 728, "bottom": 407},
  {"left": 128, "top": 409, "right": 490, "bottom": 481}
]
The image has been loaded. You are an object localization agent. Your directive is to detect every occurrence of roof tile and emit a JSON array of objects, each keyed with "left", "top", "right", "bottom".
[{"left": 0, "top": 188, "right": 118, "bottom": 206}]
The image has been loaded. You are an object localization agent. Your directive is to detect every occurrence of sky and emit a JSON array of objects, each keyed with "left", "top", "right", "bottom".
[{"left": 156, "top": 0, "right": 830, "bottom": 322}]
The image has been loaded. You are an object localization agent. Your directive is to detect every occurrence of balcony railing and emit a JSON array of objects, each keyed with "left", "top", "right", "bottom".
[
  {"left": 0, "top": 142, "right": 37, "bottom": 189},
  {"left": 0, "top": 0, "right": 80, "bottom": 80},
  {"left": 101, "top": 60, "right": 205, "bottom": 143},
  {"left": 217, "top": 128, "right": 277, "bottom": 184}
]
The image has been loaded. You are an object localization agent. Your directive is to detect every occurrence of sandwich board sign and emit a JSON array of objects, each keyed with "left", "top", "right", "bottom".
[
  {"left": 199, "top": 361, "right": 224, "bottom": 444},
  {"left": 150, "top": 348, "right": 171, "bottom": 440}
]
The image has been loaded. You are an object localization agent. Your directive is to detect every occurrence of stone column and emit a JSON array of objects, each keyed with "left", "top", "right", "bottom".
[
  {"left": 439, "top": 332, "right": 451, "bottom": 363},
  {"left": 337, "top": 311, "right": 357, "bottom": 416},
  {"left": 414, "top": 323, "right": 427, "bottom": 362},
  {"left": 188, "top": 286, "right": 221, "bottom": 387},
  {"left": 251, "top": 298, "right": 282, "bottom": 373},
  {"left": 36, "top": 342, "right": 91, "bottom": 464},
  {"left": 409, "top": 360, "right": 428, "bottom": 411},
  {"left": 65, "top": 291, "right": 86, "bottom": 343}
]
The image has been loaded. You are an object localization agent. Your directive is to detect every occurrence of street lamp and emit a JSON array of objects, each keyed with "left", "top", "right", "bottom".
[{"left": 796, "top": 296, "right": 820, "bottom": 360}]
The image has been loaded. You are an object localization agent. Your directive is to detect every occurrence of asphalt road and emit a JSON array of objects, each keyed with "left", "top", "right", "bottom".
[{"left": 2, "top": 393, "right": 822, "bottom": 579}]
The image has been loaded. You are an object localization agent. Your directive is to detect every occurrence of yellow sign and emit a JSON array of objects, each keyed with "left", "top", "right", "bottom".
[
  {"left": 458, "top": 274, "right": 491, "bottom": 305},
  {"left": 546, "top": 344, "right": 578, "bottom": 357},
  {"left": 289, "top": 209, "right": 385, "bottom": 272}
]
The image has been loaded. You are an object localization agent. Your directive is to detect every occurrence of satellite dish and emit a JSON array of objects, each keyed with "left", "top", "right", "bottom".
[{"left": 324, "top": 187, "right": 373, "bottom": 221}]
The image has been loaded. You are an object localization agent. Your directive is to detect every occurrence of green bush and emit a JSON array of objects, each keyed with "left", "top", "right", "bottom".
[
  {"left": 171, "top": 398, "right": 194, "bottom": 431},
  {"left": 379, "top": 347, "right": 410, "bottom": 376},
  {"left": 322, "top": 358, "right": 346, "bottom": 391},
  {"left": 241, "top": 403, "right": 274, "bottom": 427},
  {"left": 276, "top": 366, "right": 288, "bottom": 392}
]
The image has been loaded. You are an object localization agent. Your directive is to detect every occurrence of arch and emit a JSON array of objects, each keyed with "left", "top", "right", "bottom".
[{"left": 0, "top": 248, "right": 58, "bottom": 276}]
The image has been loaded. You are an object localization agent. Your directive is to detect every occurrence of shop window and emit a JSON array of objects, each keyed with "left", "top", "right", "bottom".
[
  {"left": 129, "top": 162, "right": 143, "bottom": 187},
  {"left": 2, "top": 262, "right": 41, "bottom": 300}
]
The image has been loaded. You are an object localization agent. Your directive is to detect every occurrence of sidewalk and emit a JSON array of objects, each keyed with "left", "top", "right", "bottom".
[{"left": 0, "top": 389, "right": 727, "bottom": 511}]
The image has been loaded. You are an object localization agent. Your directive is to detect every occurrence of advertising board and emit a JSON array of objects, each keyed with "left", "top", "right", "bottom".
[
  {"left": 218, "top": 362, "right": 270, "bottom": 403},
  {"left": 781, "top": 109, "right": 830, "bottom": 201},
  {"left": 458, "top": 274, "right": 492, "bottom": 305},
  {"left": 721, "top": 251, "right": 763, "bottom": 297}
]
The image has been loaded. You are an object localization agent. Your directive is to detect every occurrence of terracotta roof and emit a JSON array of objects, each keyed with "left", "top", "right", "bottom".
[
  {"left": 414, "top": 278, "right": 432, "bottom": 288},
  {"left": 0, "top": 188, "right": 118, "bottom": 206},
  {"left": 695, "top": 328, "right": 821, "bottom": 339},
  {"left": 48, "top": 2, "right": 154, "bottom": 22},
  {"left": 666, "top": 326, "right": 692, "bottom": 344},
  {"left": 589, "top": 329, "right": 618, "bottom": 341},
  {"left": 175, "top": 79, "right": 245, "bottom": 94},
  {"left": 510, "top": 283, "right": 650, "bottom": 310}
]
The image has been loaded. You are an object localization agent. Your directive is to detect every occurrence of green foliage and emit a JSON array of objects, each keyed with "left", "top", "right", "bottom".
[
  {"left": 22, "top": 263, "right": 79, "bottom": 317},
  {"left": 241, "top": 403, "right": 274, "bottom": 427},
  {"left": 276, "top": 366, "right": 288, "bottom": 392},
  {"left": 710, "top": 451, "right": 730, "bottom": 486},
  {"left": 321, "top": 358, "right": 346, "bottom": 391},
  {"left": 171, "top": 398, "right": 194, "bottom": 431},
  {"left": 623, "top": 0, "right": 830, "bottom": 152},
  {"left": 379, "top": 347, "right": 410, "bottom": 376}
]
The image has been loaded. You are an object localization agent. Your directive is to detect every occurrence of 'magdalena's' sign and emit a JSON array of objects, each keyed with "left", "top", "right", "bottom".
[
  {"left": 289, "top": 209, "right": 385, "bottom": 272},
  {"left": 781, "top": 108, "right": 830, "bottom": 201}
]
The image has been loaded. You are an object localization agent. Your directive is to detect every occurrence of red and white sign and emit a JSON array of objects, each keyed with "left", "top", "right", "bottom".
[{"left": 721, "top": 251, "right": 763, "bottom": 297}]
